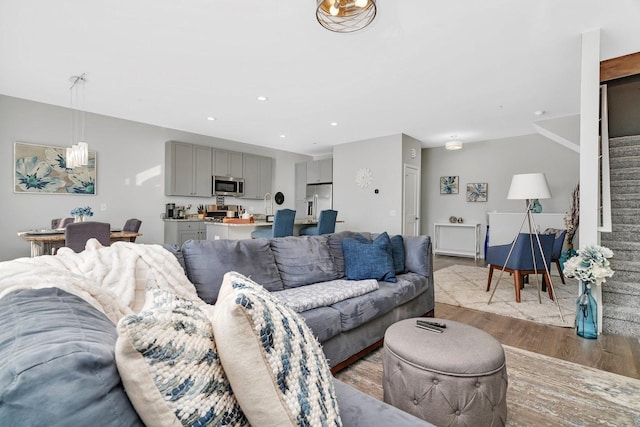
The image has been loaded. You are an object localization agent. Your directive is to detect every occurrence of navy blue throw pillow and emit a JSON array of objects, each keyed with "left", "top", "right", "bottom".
[
  {"left": 342, "top": 232, "right": 397, "bottom": 283},
  {"left": 390, "top": 235, "right": 406, "bottom": 274}
]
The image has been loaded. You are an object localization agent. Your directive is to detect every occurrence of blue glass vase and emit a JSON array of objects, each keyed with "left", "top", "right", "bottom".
[
  {"left": 530, "top": 199, "right": 543, "bottom": 213},
  {"left": 576, "top": 282, "right": 598, "bottom": 339}
]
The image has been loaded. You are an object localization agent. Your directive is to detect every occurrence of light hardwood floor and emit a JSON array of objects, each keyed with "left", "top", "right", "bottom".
[{"left": 434, "top": 255, "right": 640, "bottom": 380}]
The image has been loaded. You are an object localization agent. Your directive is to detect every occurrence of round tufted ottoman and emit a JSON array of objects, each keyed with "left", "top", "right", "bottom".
[{"left": 383, "top": 318, "right": 508, "bottom": 426}]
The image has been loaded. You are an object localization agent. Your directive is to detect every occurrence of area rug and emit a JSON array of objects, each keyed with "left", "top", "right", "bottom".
[
  {"left": 335, "top": 346, "right": 640, "bottom": 426},
  {"left": 434, "top": 265, "right": 576, "bottom": 328}
]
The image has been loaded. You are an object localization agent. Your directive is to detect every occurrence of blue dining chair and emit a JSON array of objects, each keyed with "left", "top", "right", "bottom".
[
  {"left": 299, "top": 209, "right": 338, "bottom": 236},
  {"left": 485, "top": 232, "right": 555, "bottom": 303},
  {"left": 250, "top": 209, "right": 296, "bottom": 239},
  {"left": 542, "top": 228, "right": 568, "bottom": 284}
]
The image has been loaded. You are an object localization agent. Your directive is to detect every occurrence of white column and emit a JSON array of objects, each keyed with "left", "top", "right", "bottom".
[{"left": 579, "top": 29, "right": 603, "bottom": 332}]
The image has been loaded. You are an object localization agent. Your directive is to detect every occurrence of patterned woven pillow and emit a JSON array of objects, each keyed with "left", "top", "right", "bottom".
[
  {"left": 212, "top": 271, "right": 342, "bottom": 427},
  {"left": 116, "top": 289, "right": 248, "bottom": 427}
]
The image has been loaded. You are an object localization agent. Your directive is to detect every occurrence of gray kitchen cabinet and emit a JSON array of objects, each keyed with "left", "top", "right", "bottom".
[
  {"left": 165, "top": 141, "right": 212, "bottom": 197},
  {"left": 307, "top": 158, "right": 333, "bottom": 183},
  {"left": 213, "top": 149, "right": 243, "bottom": 178},
  {"left": 242, "top": 154, "right": 273, "bottom": 199},
  {"left": 164, "top": 220, "right": 206, "bottom": 245},
  {"left": 295, "top": 162, "right": 307, "bottom": 201}
]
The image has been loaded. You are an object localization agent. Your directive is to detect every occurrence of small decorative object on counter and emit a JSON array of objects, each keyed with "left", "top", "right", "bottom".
[
  {"left": 563, "top": 244, "right": 614, "bottom": 339},
  {"left": 457, "top": 217, "right": 464, "bottom": 223},
  {"left": 70, "top": 206, "right": 94, "bottom": 222},
  {"left": 449, "top": 216, "right": 457, "bottom": 223}
]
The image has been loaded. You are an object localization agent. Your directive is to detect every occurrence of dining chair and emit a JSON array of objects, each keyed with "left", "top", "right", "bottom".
[
  {"left": 51, "top": 217, "right": 75, "bottom": 229},
  {"left": 542, "top": 228, "right": 568, "bottom": 284},
  {"left": 485, "top": 233, "right": 555, "bottom": 303},
  {"left": 299, "top": 209, "right": 338, "bottom": 236},
  {"left": 65, "top": 221, "right": 111, "bottom": 253},
  {"left": 122, "top": 218, "right": 142, "bottom": 242},
  {"left": 250, "top": 209, "right": 296, "bottom": 239}
]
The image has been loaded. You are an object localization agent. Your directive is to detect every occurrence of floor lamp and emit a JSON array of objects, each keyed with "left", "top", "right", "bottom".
[{"left": 487, "top": 173, "right": 565, "bottom": 322}]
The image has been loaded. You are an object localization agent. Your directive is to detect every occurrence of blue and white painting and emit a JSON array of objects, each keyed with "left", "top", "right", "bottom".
[
  {"left": 440, "top": 176, "right": 459, "bottom": 194},
  {"left": 466, "top": 182, "right": 488, "bottom": 202},
  {"left": 14, "top": 142, "right": 96, "bottom": 195}
]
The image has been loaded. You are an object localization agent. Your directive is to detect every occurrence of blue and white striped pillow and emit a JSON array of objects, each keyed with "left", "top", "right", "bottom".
[
  {"left": 213, "top": 271, "right": 342, "bottom": 427},
  {"left": 116, "top": 289, "right": 247, "bottom": 426}
]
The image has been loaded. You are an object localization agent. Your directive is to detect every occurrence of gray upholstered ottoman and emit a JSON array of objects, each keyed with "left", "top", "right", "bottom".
[{"left": 383, "top": 318, "right": 508, "bottom": 427}]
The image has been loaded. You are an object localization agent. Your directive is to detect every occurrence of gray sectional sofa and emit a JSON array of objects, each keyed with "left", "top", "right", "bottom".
[
  {"left": 167, "top": 230, "right": 435, "bottom": 371},
  {"left": 0, "top": 231, "right": 435, "bottom": 426}
]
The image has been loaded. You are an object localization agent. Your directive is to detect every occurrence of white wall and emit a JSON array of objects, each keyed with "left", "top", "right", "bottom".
[
  {"left": 422, "top": 134, "right": 580, "bottom": 257},
  {"left": 0, "top": 95, "right": 311, "bottom": 261},
  {"left": 333, "top": 134, "right": 404, "bottom": 234}
]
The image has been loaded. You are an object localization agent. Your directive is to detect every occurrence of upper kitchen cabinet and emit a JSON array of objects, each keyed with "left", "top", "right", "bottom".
[
  {"left": 213, "top": 149, "right": 243, "bottom": 178},
  {"left": 242, "top": 154, "right": 273, "bottom": 199},
  {"left": 307, "top": 158, "right": 333, "bottom": 183},
  {"left": 165, "top": 141, "right": 212, "bottom": 197}
]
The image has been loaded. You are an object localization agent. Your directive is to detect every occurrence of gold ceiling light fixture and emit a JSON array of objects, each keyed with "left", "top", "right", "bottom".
[
  {"left": 67, "top": 73, "right": 89, "bottom": 168},
  {"left": 316, "top": 0, "right": 377, "bottom": 33}
]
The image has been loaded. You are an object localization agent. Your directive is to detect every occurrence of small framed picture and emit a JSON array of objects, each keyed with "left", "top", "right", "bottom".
[
  {"left": 466, "top": 183, "right": 488, "bottom": 202},
  {"left": 440, "top": 176, "right": 459, "bottom": 194}
]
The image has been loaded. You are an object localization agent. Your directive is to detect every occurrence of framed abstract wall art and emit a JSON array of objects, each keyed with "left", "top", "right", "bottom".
[
  {"left": 440, "top": 176, "right": 459, "bottom": 194},
  {"left": 14, "top": 142, "right": 96, "bottom": 195},
  {"left": 466, "top": 182, "right": 488, "bottom": 202}
]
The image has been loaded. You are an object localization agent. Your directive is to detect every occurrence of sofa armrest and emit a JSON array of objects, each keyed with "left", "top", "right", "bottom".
[{"left": 333, "top": 379, "right": 434, "bottom": 426}]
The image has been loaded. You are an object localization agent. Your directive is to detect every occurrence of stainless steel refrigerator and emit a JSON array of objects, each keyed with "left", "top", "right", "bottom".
[{"left": 305, "top": 183, "right": 333, "bottom": 220}]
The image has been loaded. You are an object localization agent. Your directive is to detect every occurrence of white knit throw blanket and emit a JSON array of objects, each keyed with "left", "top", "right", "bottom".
[{"left": 0, "top": 239, "right": 199, "bottom": 324}]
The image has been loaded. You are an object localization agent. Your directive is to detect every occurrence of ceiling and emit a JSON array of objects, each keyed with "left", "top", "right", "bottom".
[{"left": 1, "top": 1, "right": 639, "bottom": 156}]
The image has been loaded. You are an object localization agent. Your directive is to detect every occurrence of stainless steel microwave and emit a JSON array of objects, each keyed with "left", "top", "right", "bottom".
[{"left": 213, "top": 176, "right": 244, "bottom": 197}]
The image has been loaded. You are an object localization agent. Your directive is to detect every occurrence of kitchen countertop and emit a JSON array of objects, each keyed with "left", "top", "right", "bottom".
[
  {"left": 163, "top": 217, "right": 206, "bottom": 222},
  {"left": 205, "top": 219, "right": 319, "bottom": 227},
  {"left": 164, "top": 217, "right": 327, "bottom": 226}
]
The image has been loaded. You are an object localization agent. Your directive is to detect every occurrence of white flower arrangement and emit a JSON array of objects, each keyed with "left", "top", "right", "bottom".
[{"left": 563, "top": 245, "right": 614, "bottom": 287}]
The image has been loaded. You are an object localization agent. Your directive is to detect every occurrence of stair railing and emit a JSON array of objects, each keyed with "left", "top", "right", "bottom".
[{"left": 599, "top": 84, "right": 612, "bottom": 233}]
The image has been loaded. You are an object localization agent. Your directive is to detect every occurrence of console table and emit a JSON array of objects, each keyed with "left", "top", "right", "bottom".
[{"left": 433, "top": 222, "right": 481, "bottom": 259}]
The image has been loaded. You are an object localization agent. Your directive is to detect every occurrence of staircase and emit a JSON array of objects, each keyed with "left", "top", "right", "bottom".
[{"left": 600, "top": 135, "right": 640, "bottom": 338}]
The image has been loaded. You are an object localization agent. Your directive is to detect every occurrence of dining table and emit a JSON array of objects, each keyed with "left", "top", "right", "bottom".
[{"left": 17, "top": 228, "right": 142, "bottom": 257}]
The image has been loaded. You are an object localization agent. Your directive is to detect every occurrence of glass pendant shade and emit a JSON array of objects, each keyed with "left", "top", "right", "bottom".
[
  {"left": 66, "top": 141, "right": 88, "bottom": 169},
  {"left": 316, "top": 0, "right": 377, "bottom": 33},
  {"left": 66, "top": 74, "right": 89, "bottom": 169}
]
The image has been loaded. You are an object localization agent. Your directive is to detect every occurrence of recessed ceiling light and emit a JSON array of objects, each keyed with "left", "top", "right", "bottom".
[
  {"left": 534, "top": 110, "right": 546, "bottom": 116},
  {"left": 257, "top": 96, "right": 268, "bottom": 102},
  {"left": 207, "top": 116, "right": 216, "bottom": 121},
  {"left": 279, "top": 134, "right": 286, "bottom": 138},
  {"left": 330, "top": 122, "right": 338, "bottom": 126}
]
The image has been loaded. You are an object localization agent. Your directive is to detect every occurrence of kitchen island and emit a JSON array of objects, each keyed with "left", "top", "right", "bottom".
[{"left": 205, "top": 218, "right": 320, "bottom": 240}]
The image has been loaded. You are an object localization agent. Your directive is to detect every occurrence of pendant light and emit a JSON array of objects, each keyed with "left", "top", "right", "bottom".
[
  {"left": 67, "top": 73, "right": 89, "bottom": 168},
  {"left": 316, "top": 0, "right": 377, "bottom": 33}
]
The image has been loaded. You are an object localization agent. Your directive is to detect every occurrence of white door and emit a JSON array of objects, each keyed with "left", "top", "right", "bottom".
[{"left": 403, "top": 165, "right": 420, "bottom": 236}]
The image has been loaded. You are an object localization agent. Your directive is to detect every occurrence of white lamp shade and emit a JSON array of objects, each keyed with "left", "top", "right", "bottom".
[{"left": 507, "top": 173, "right": 552, "bottom": 200}]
